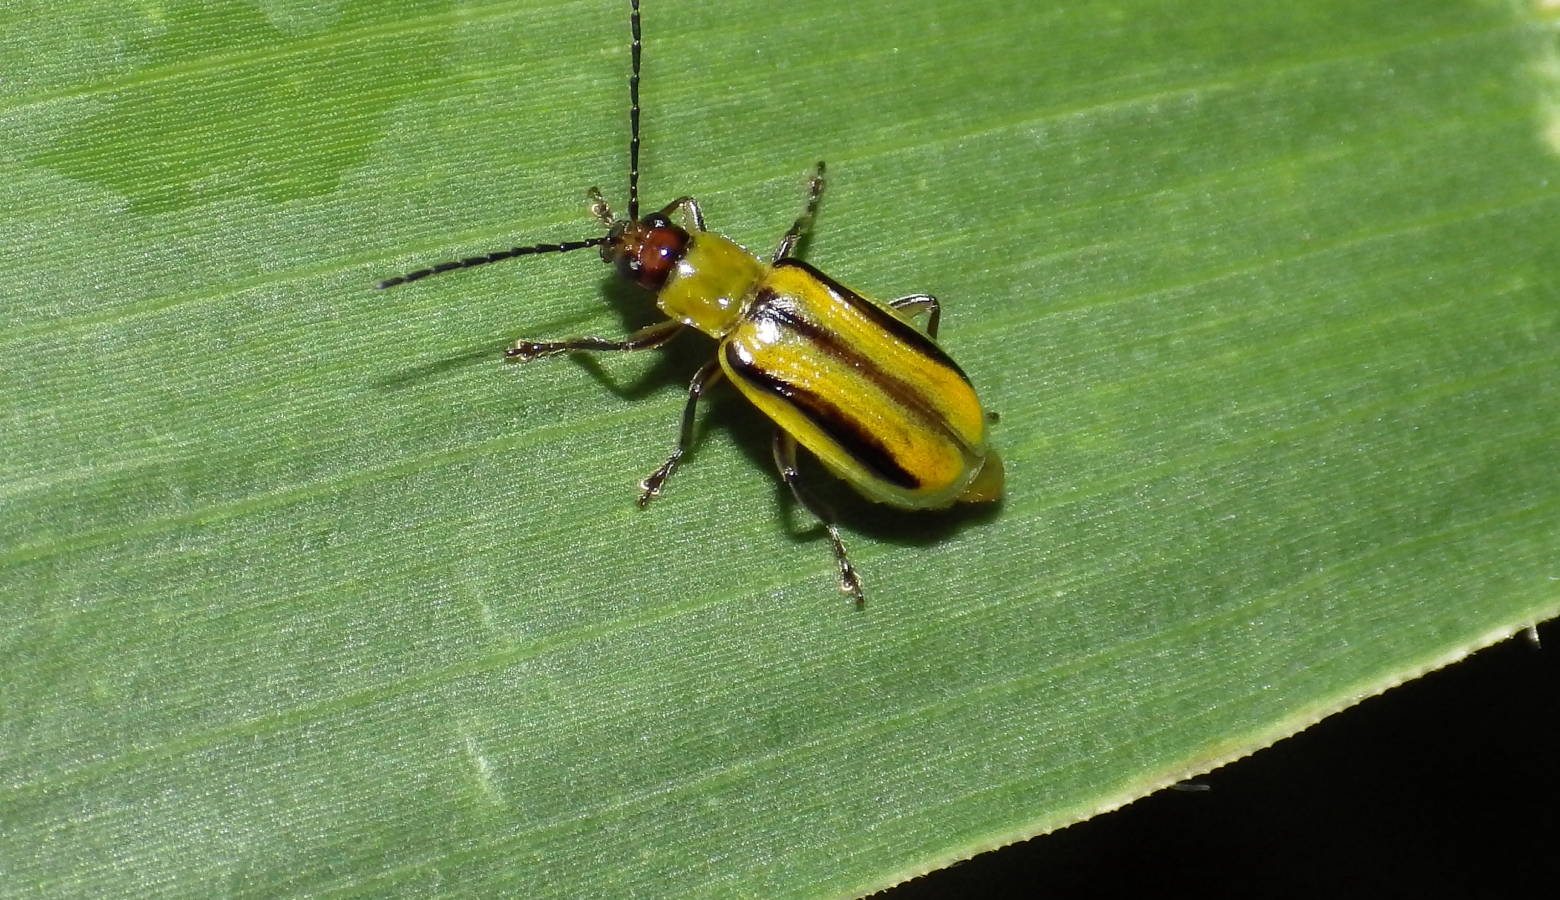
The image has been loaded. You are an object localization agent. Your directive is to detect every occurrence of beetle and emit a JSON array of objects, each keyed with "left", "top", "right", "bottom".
[{"left": 375, "top": 0, "right": 1002, "bottom": 604}]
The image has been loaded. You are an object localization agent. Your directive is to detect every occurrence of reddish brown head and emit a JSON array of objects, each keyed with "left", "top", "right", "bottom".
[{"left": 603, "top": 212, "right": 689, "bottom": 292}]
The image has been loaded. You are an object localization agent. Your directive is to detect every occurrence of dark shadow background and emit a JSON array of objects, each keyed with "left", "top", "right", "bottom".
[{"left": 880, "top": 618, "right": 1558, "bottom": 899}]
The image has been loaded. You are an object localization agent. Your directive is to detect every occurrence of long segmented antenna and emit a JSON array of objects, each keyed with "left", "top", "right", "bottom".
[
  {"left": 375, "top": 237, "right": 607, "bottom": 289},
  {"left": 628, "top": 0, "right": 643, "bottom": 220},
  {"left": 374, "top": 2, "right": 644, "bottom": 291}
]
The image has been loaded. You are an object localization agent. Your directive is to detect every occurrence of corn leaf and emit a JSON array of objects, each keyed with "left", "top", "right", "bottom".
[{"left": 4, "top": 0, "right": 1557, "bottom": 895}]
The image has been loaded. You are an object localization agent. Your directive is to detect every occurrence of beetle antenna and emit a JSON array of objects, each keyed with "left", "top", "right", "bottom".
[
  {"left": 374, "top": 237, "right": 607, "bottom": 289},
  {"left": 628, "top": 0, "right": 643, "bottom": 221}
]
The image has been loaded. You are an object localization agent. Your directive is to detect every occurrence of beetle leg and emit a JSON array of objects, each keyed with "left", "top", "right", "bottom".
[
  {"left": 771, "top": 430, "right": 865, "bottom": 606},
  {"left": 889, "top": 293, "right": 941, "bottom": 338},
  {"left": 658, "top": 196, "right": 707, "bottom": 232},
  {"left": 638, "top": 360, "right": 724, "bottom": 507},
  {"left": 505, "top": 318, "right": 684, "bottom": 361},
  {"left": 772, "top": 161, "right": 827, "bottom": 262}
]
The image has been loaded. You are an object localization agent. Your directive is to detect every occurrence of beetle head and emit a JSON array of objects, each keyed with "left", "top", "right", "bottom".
[{"left": 603, "top": 212, "right": 689, "bottom": 293}]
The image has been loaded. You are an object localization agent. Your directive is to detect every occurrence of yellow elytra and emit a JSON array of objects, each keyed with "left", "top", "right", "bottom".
[
  {"left": 375, "top": 0, "right": 1002, "bottom": 604},
  {"left": 641, "top": 217, "right": 1003, "bottom": 509}
]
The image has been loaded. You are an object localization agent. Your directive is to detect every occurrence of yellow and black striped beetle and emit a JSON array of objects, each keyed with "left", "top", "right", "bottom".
[{"left": 376, "top": 0, "right": 1002, "bottom": 604}]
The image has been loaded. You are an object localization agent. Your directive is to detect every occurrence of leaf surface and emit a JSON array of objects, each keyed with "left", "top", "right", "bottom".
[{"left": 3, "top": 0, "right": 1557, "bottom": 896}]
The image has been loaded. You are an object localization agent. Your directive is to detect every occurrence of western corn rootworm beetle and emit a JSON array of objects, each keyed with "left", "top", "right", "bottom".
[{"left": 375, "top": 0, "right": 1003, "bottom": 605}]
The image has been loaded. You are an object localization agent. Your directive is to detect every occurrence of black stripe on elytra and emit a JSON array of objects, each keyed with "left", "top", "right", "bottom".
[
  {"left": 773, "top": 258, "right": 968, "bottom": 381},
  {"left": 749, "top": 293, "right": 940, "bottom": 423},
  {"left": 750, "top": 273, "right": 973, "bottom": 449},
  {"left": 724, "top": 343, "right": 921, "bottom": 491}
]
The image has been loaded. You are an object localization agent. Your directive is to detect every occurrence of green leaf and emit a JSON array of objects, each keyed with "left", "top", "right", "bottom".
[{"left": 4, "top": 0, "right": 1557, "bottom": 895}]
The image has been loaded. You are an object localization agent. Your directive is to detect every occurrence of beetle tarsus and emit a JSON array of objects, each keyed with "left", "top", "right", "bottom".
[
  {"left": 829, "top": 528, "right": 865, "bottom": 607},
  {"left": 636, "top": 360, "right": 722, "bottom": 507},
  {"left": 773, "top": 430, "right": 868, "bottom": 607},
  {"left": 505, "top": 341, "right": 571, "bottom": 361},
  {"left": 773, "top": 160, "right": 828, "bottom": 262},
  {"left": 637, "top": 452, "right": 681, "bottom": 507}
]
